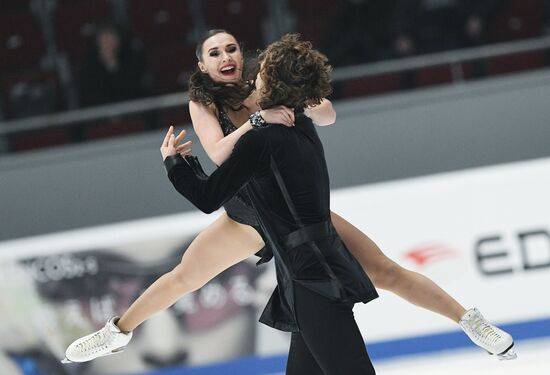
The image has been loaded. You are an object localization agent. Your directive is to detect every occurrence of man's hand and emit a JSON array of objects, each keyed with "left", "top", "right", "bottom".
[{"left": 160, "top": 126, "right": 193, "bottom": 161}]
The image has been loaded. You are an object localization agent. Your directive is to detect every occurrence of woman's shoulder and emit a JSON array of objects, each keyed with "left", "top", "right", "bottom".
[{"left": 189, "top": 100, "right": 218, "bottom": 117}]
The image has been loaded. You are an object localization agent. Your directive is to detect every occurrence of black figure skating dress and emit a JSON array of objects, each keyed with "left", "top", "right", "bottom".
[{"left": 216, "top": 104, "right": 271, "bottom": 262}]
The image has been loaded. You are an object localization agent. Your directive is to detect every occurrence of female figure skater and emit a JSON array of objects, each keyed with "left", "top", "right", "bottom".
[{"left": 64, "top": 30, "right": 515, "bottom": 364}]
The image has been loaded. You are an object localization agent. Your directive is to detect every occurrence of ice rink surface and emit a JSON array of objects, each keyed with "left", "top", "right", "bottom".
[
  {"left": 144, "top": 331, "right": 550, "bottom": 375},
  {"left": 374, "top": 337, "right": 550, "bottom": 375},
  {"left": 259, "top": 337, "right": 550, "bottom": 375}
]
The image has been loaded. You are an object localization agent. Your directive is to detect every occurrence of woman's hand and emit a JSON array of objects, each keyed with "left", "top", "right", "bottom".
[
  {"left": 304, "top": 99, "right": 335, "bottom": 126},
  {"left": 259, "top": 105, "right": 295, "bottom": 127},
  {"left": 160, "top": 126, "right": 193, "bottom": 161}
]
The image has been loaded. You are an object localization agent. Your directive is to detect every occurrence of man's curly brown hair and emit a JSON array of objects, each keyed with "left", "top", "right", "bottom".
[{"left": 257, "top": 34, "right": 332, "bottom": 110}]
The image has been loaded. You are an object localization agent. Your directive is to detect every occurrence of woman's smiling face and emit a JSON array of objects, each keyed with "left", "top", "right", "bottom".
[{"left": 198, "top": 32, "right": 244, "bottom": 84}]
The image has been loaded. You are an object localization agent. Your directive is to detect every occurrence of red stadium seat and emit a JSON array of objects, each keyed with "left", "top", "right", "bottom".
[
  {"left": 129, "top": 0, "right": 192, "bottom": 47},
  {"left": 0, "top": 11, "right": 44, "bottom": 72},
  {"left": 287, "top": 0, "right": 342, "bottom": 48},
  {"left": 54, "top": 0, "right": 110, "bottom": 64},
  {"left": 1, "top": 70, "right": 61, "bottom": 119},
  {"left": 415, "top": 65, "right": 453, "bottom": 87},
  {"left": 202, "top": 0, "right": 266, "bottom": 50},
  {"left": 84, "top": 117, "right": 146, "bottom": 139},
  {"left": 489, "top": 0, "right": 544, "bottom": 42},
  {"left": 341, "top": 74, "right": 402, "bottom": 98},
  {"left": 487, "top": 51, "right": 546, "bottom": 76},
  {"left": 150, "top": 43, "right": 196, "bottom": 94},
  {"left": 8, "top": 128, "right": 71, "bottom": 152}
]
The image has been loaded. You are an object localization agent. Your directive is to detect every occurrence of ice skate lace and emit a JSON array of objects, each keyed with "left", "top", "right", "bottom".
[
  {"left": 468, "top": 314, "right": 502, "bottom": 345},
  {"left": 76, "top": 329, "right": 110, "bottom": 352}
]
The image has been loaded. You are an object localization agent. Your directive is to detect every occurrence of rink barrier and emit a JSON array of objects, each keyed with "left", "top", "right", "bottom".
[
  {"left": 3, "top": 35, "right": 550, "bottom": 137},
  {"left": 140, "top": 315, "right": 550, "bottom": 375}
]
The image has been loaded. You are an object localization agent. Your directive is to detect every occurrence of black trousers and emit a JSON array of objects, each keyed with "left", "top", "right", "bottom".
[{"left": 286, "top": 283, "right": 376, "bottom": 375}]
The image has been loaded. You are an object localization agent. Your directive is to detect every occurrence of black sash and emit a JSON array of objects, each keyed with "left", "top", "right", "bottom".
[
  {"left": 283, "top": 221, "right": 337, "bottom": 249},
  {"left": 269, "top": 156, "right": 345, "bottom": 299}
]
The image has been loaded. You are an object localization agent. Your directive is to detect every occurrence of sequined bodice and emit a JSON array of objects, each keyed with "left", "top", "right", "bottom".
[
  {"left": 214, "top": 102, "right": 257, "bottom": 220},
  {"left": 217, "top": 104, "right": 238, "bottom": 136}
]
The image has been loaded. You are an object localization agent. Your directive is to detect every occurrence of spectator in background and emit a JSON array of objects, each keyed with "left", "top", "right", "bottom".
[
  {"left": 457, "top": 0, "right": 500, "bottom": 77},
  {"left": 458, "top": 0, "right": 499, "bottom": 47},
  {"left": 324, "top": 0, "right": 397, "bottom": 67},
  {"left": 390, "top": 0, "right": 463, "bottom": 57},
  {"left": 388, "top": 1, "right": 501, "bottom": 84},
  {"left": 79, "top": 20, "right": 152, "bottom": 107}
]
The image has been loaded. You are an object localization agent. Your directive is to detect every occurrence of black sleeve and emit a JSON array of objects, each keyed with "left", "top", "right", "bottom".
[{"left": 163, "top": 130, "right": 268, "bottom": 214}]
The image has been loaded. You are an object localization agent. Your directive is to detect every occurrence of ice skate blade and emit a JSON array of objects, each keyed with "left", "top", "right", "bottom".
[
  {"left": 497, "top": 349, "right": 517, "bottom": 361},
  {"left": 60, "top": 347, "right": 125, "bottom": 364},
  {"left": 486, "top": 343, "right": 517, "bottom": 361}
]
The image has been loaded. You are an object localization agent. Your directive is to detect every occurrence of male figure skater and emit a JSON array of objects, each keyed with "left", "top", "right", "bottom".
[{"left": 161, "top": 34, "right": 378, "bottom": 374}]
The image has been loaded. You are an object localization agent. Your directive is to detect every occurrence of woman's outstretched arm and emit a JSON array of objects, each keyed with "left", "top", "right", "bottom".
[
  {"left": 189, "top": 99, "right": 334, "bottom": 166},
  {"left": 189, "top": 100, "right": 293, "bottom": 166}
]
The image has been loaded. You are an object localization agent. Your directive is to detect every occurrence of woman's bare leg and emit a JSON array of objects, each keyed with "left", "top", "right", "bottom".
[
  {"left": 331, "top": 211, "right": 466, "bottom": 322},
  {"left": 117, "top": 213, "right": 264, "bottom": 332}
]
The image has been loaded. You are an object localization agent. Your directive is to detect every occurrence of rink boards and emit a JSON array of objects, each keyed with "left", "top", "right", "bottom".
[{"left": 0, "top": 157, "right": 549, "bottom": 375}]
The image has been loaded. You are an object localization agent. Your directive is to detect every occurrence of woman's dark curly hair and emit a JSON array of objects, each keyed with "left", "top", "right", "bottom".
[
  {"left": 257, "top": 34, "right": 332, "bottom": 110},
  {"left": 188, "top": 29, "right": 257, "bottom": 111}
]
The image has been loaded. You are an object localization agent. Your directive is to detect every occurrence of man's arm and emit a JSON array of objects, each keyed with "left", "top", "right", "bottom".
[{"left": 162, "top": 128, "right": 267, "bottom": 214}]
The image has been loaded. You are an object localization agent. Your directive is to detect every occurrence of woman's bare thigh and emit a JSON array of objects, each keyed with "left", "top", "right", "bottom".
[
  {"left": 330, "top": 211, "right": 396, "bottom": 280},
  {"left": 176, "top": 213, "right": 265, "bottom": 288}
]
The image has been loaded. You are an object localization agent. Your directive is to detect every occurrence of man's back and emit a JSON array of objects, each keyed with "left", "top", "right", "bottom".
[{"left": 251, "top": 113, "right": 331, "bottom": 234}]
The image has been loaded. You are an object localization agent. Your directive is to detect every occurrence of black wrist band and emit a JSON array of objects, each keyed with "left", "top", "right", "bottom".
[{"left": 163, "top": 154, "right": 185, "bottom": 173}]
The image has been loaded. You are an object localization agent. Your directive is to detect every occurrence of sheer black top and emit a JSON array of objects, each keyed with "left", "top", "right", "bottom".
[{"left": 215, "top": 104, "right": 261, "bottom": 229}]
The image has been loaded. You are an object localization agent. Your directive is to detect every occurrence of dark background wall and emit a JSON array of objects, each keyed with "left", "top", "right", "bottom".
[{"left": 2, "top": 69, "right": 550, "bottom": 241}]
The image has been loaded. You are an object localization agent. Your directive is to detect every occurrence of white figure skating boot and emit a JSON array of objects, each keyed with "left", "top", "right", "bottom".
[
  {"left": 459, "top": 308, "right": 517, "bottom": 360},
  {"left": 62, "top": 317, "right": 132, "bottom": 363}
]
